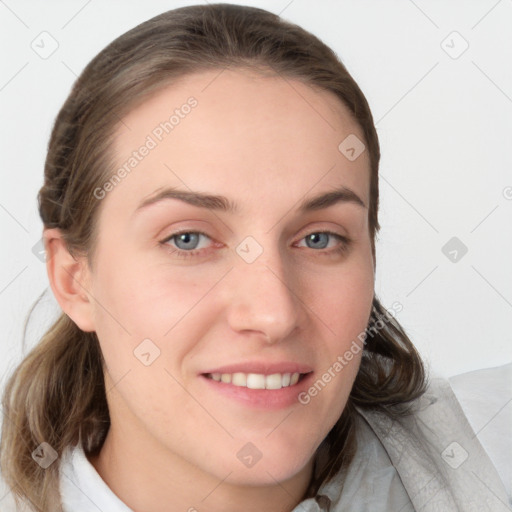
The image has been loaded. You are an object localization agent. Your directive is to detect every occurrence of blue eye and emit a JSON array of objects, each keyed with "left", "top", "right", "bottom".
[
  {"left": 171, "top": 232, "right": 204, "bottom": 251},
  {"left": 160, "top": 230, "right": 351, "bottom": 260},
  {"left": 296, "top": 231, "right": 351, "bottom": 257},
  {"left": 300, "top": 232, "right": 338, "bottom": 250},
  {"left": 160, "top": 230, "right": 213, "bottom": 260},
  {"left": 160, "top": 231, "right": 211, "bottom": 259}
]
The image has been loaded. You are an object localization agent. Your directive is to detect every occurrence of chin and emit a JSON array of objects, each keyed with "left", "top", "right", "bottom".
[{"left": 218, "top": 446, "right": 315, "bottom": 487}]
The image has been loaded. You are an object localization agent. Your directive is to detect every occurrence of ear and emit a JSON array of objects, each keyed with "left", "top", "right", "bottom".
[{"left": 43, "top": 228, "right": 96, "bottom": 332}]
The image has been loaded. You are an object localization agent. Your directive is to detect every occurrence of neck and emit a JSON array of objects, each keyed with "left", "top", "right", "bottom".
[{"left": 88, "top": 428, "right": 315, "bottom": 512}]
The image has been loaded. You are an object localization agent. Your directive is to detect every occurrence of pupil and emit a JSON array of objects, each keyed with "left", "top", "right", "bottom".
[
  {"left": 177, "top": 233, "right": 198, "bottom": 249},
  {"left": 308, "top": 233, "right": 327, "bottom": 249}
]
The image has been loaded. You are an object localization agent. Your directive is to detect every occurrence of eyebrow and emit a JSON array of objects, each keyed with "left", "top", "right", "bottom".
[{"left": 134, "top": 185, "right": 367, "bottom": 217}]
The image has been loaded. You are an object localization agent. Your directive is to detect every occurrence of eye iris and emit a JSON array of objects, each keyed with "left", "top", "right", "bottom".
[
  {"left": 169, "top": 232, "right": 336, "bottom": 253},
  {"left": 306, "top": 233, "right": 329, "bottom": 249},
  {"left": 175, "top": 232, "right": 199, "bottom": 250}
]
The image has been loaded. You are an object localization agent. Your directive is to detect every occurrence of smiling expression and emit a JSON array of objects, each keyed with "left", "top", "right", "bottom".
[{"left": 82, "top": 67, "right": 375, "bottom": 486}]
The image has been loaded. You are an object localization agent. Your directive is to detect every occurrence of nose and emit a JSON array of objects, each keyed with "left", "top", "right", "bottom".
[{"left": 225, "top": 247, "right": 303, "bottom": 345}]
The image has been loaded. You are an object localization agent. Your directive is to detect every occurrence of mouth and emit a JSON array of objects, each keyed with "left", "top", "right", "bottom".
[
  {"left": 200, "top": 370, "right": 314, "bottom": 409},
  {"left": 202, "top": 371, "right": 311, "bottom": 390}
]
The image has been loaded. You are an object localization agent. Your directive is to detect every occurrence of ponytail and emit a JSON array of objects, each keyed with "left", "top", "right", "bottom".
[{"left": 0, "top": 310, "right": 109, "bottom": 511}]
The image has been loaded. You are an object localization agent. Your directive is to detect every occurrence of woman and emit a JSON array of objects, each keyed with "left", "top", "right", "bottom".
[{"left": 0, "top": 4, "right": 509, "bottom": 511}]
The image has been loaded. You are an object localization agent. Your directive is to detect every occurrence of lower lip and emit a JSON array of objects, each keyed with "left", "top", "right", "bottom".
[{"left": 199, "top": 373, "right": 314, "bottom": 410}]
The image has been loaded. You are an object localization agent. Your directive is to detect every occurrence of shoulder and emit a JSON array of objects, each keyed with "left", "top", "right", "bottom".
[
  {"left": 449, "top": 363, "right": 512, "bottom": 501},
  {"left": 355, "top": 366, "right": 512, "bottom": 511},
  {"left": 448, "top": 362, "right": 512, "bottom": 429}
]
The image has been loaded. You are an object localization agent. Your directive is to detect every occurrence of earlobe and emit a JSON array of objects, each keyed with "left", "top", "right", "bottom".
[{"left": 43, "top": 228, "right": 96, "bottom": 332}]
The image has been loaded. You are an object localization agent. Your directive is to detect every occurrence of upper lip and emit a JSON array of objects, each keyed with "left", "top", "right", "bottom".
[{"left": 201, "top": 361, "right": 313, "bottom": 376}]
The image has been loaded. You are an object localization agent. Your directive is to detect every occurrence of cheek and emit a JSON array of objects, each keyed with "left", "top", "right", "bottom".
[
  {"left": 311, "top": 259, "right": 372, "bottom": 382},
  {"left": 87, "top": 257, "right": 200, "bottom": 429},
  {"left": 296, "top": 250, "right": 373, "bottom": 416},
  {"left": 89, "top": 252, "right": 219, "bottom": 383},
  {"left": 90, "top": 250, "right": 189, "bottom": 334},
  {"left": 311, "top": 254, "right": 374, "bottom": 340}
]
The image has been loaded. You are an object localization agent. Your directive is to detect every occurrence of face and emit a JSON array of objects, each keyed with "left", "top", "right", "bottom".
[{"left": 84, "top": 68, "right": 374, "bottom": 486}]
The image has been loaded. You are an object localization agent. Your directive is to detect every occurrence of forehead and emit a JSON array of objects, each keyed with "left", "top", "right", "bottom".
[{"left": 106, "top": 68, "right": 370, "bottom": 217}]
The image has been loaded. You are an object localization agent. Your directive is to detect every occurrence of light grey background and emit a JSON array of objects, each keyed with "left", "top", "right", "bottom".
[{"left": 0, "top": 0, "right": 511, "bottom": 398}]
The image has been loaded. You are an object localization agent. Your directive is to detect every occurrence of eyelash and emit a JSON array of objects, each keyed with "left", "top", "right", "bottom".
[{"left": 159, "top": 229, "right": 351, "bottom": 260}]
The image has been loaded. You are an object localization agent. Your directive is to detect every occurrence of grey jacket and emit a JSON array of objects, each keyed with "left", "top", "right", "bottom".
[{"left": 297, "top": 376, "right": 511, "bottom": 511}]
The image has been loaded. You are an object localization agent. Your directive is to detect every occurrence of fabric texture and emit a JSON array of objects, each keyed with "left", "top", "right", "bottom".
[
  {"left": 448, "top": 361, "right": 512, "bottom": 500},
  {"left": 295, "top": 370, "right": 511, "bottom": 512},
  {"left": 59, "top": 445, "right": 132, "bottom": 512}
]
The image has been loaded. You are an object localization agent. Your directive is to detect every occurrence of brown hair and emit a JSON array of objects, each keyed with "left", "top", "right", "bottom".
[{"left": 0, "top": 4, "right": 427, "bottom": 510}]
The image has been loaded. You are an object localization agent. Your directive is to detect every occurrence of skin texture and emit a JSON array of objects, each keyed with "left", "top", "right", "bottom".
[{"left": 45, "top": 68, "right": 375, "bottom": 512}]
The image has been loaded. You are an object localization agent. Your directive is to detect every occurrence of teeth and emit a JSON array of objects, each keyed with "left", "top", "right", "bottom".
[
  {"left": 264, "top": 373, "right": 283, "bottom": 390},
  {"left": 232, "top": 372, "right": 247, "bottom": 386},
  {"left": 247, "top": 373, "right": 266, "bottom": 389},
  {"left": 208, "top": 371, "right": 302, "bottom": 389}
]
